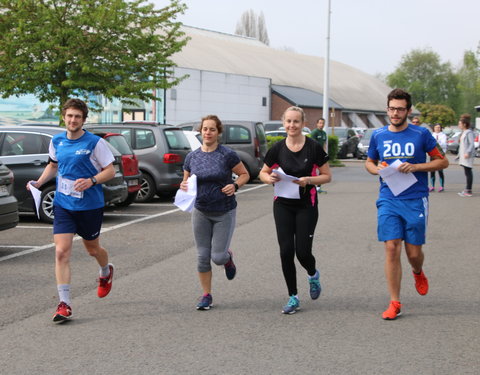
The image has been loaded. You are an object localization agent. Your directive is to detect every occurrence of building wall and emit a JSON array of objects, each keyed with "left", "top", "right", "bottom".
[
  {"left": 164, "top": 68, "right": 271, "bottom": 125},
  {"left": 271, "top": 93, "right": 342, "bottom": 129}
]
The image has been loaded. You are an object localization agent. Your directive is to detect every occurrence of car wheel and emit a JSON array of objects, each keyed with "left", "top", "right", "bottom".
[
  {"left": 242, "top": 163, "right": 256, "bottom": 182},
  {"left": 39, "top": 185, "right": 55, "bottom": 224},
  {"left": 135, "top": 173, "right": 156, "bottom": 203},
  {"left": 114, "top": 192, "right": 137, "bottom": 207}
]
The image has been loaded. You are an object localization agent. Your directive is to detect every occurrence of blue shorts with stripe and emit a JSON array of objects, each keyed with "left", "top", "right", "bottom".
[
  {"left": 376, "top": 197, "right": 429, "bottom": 245},
  {"left": 53, "top": 205, "right": 104, "bottom": 241}
]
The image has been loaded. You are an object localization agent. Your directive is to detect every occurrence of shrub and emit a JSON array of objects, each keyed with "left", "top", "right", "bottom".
[
  {"left": 266, "top": 135, "right": 285, "bottom": 149},
  {"left": 328, "top": 135, "right": 339, "bottom": 160}
]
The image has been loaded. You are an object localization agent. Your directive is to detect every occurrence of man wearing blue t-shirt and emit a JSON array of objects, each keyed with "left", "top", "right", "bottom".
[
  {"left": 28, "top": 99, "right": 116, "bottom": 323},
  {"left": 365, "top": 89, "right": 448, "bottom": 320}
]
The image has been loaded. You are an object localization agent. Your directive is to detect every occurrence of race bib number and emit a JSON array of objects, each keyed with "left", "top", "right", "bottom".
[{"left": 58, "top": 176, "right": 84, "bottom": 199}]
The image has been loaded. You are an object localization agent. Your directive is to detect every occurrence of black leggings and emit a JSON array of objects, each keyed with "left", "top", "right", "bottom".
[
  {"left": 463, "top": 166, "right": 473, "bottom": 191},
  {"left": 273, "top": 201, "right": 318, "bottom": 296},
  {"left": 430, "top": 170, "right": 445, "bottom": 187}
]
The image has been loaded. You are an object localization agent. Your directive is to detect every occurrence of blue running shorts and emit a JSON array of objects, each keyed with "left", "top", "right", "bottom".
[
  {"left": 376, "top": 197, "right": 428, "bottom": 245},
  {"left": 53, "top": 206, "right": 104, "bottom": 240}
]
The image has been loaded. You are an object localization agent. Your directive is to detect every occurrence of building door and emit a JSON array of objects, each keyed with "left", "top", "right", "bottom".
[{"left": 123, "top": 110, "right": 145, "bottom": 121}]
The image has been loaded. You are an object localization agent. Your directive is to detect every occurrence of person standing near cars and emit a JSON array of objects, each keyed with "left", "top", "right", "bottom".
[
  {"left": 429, "top": 123, "right": 447, "bottom": 192},
  {"left": 457, "top": 114, "right": 475, "bottom": 197},
  {"left": 310, "top": 118, "right": 328, "bottom": 192},
  {"left": 181, "top": 115, "right": 249, "bottom": 310},
  {"left": 365, "top": 89, "right": 448, "bottom": 320},
  {"left": 310, "top": 118, "right": 327, "bottom": 152},
  {"left": 27, "top": 99, "right": 115, "bottom": 323},
  {"left": 259, "top": 106, "right": 332, "bottom": 314}
]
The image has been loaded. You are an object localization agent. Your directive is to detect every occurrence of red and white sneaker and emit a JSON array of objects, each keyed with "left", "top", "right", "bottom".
[
  {"left": 97, "top": 263, "right": 114, "bottom": 298},
  {"left": 382, "top": 300, "right": 402, "bottom": 320},
  {"left": 53, "top": 301, "right": 72, "bottom": 323}
]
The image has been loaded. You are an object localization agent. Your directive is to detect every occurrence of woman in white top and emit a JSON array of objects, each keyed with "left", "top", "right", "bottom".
[
  {"left": 457, "top": 114, "right": 475, "bottom": 197},
  {"left": 429, "top": 124, "right": 447, "bottom": 192}
]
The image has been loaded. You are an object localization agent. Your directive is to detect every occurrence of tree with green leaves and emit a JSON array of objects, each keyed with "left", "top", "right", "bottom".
[
  {"left": 415, "top": 103, "right": 456, "bottom": 127},
  {"left": 456, "top": 46, "right": 480, "bottom": 119},
  {"left": 0, "top": 0, "right": 188, "bottom": 122},
  {"left": 386, "top": 48, "right": 460, "bottom": 111}
]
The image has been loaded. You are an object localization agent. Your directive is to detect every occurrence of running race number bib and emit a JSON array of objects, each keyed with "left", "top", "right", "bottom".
[{"left": 58, "top": 176, "right": 84, "bottom": 199}]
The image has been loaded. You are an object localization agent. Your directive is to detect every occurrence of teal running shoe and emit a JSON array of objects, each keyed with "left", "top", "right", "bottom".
[
  {"left": 282, "top": 295, "right": 300, "bottom": 314},
  {"left": 309, "top": 270, "right": 322, "bottom": 300}
]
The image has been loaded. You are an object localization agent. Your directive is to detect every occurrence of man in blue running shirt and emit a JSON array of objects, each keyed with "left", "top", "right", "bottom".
[
  {"left": 27, "top": 99, "right": 116, "bottom": 323},
  {"left": 365, "top": 89, "right": 448, "bottom": 320}
]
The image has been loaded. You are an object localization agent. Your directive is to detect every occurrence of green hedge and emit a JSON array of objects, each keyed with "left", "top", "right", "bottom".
[
  {"left": 328, "top": 135, "right": 339, "bottom": 160},
  {"left": 266, "top": 134, "right": 343, "bottom": 166}
]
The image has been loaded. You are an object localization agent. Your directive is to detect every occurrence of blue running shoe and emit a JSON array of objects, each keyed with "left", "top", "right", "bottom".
[
  {"left": 282, "top": 295, "right": 300, "bottom": 314},
  {"left": 309, "top": 270, "right": 321, "bottom": 300},
  {"left": 196, "top": 294, "right": 213, "bottom": 310},
  {"left": 224, "top": 250, "right": 236, "bottom": 280}
]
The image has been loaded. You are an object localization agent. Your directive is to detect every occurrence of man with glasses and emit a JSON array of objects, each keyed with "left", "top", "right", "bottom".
[
  {"left": 411, "top": 117, "right": 421, "bottom": 125},
  {"left": 365, "top": 89, "right": 448, "bottom": 320}
]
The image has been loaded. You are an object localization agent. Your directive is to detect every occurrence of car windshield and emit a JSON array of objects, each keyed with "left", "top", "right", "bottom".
[
  {"left": 105, "top": 135, "right": 133, "bottom": 155},
  {"left": 164, "top": 129, "right": 190, "bottom": 150},
  {"left": 264, "top": 122, "right": 283, "bottom": 132},
  {"left": 326, "top": 128, "right": 348, "bottom": 138},
  {"left": 255, "top": 123, "right": 266, "bottom": 143}
]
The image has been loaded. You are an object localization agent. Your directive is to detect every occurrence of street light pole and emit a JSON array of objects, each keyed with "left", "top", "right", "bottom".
[{"left": 323, "top": 0, "right": 332, "bottom": 141}]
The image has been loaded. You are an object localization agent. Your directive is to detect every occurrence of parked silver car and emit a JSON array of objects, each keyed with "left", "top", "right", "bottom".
[
  {"left": 179, "top": 120, "right": 267, "bottom": 181},
  {"left": 85, "top": 123, "right": 191, "bottom": 202}
]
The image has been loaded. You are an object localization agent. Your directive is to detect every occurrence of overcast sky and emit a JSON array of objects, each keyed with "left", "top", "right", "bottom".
[{"left": 152, "top": 0, "right": 479, "bottom": 77}]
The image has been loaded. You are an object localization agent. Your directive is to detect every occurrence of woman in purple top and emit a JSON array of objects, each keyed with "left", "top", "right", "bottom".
[{"left": 181, "top": 115, "right": 249, "bottom": 310}]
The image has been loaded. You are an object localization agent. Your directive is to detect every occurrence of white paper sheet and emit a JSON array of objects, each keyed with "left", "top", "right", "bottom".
[
  {"left": 28, "top": 182, "right": 42, "bottom": 219},
  {"left": 378, "top": 159, "right": 417, "bottom": 196},
  {"left": 272, "top": 168, "right": 300, "bottom": 199},
  {"left": 173, "top": 174, "right": 197, "bottom": 212}
]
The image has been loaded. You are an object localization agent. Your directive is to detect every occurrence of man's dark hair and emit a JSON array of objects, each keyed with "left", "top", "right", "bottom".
[
  {"left": 62, "top": 98, "right": 89, "bottom": 120},
  {"left": 387, "top": 88, "right": 412, "bottom": 110}
]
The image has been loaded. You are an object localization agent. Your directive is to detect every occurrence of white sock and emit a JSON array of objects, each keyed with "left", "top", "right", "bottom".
[
  {"left": 99, "top": 264, "right": 110, "bottom": 278},
  {"left": 57, "top": 284, "right": 71, "bottom": 305}
]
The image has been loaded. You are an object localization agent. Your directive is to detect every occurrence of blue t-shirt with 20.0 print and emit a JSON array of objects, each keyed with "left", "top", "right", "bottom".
[{"left": 367, "top": 124, "right": 437, "bottom": 199}]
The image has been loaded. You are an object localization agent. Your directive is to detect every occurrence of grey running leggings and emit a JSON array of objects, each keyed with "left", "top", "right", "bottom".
[{"left": 192, "top": 208, "right": 236, "bottom": 273}]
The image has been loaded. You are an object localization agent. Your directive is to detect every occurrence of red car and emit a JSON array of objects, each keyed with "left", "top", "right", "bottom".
[{"left": 97, "top": 132, "right": 142, "bottom": 206}]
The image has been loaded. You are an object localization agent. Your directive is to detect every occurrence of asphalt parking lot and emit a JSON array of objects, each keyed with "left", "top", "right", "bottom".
[{"left": 0, "top": 159, "right": 478, "bottom": 374}]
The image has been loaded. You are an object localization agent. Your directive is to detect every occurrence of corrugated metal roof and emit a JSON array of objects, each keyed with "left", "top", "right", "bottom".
[
  {"left": 172, "top": 26, "right": 391, "bottom": 113},
  {"left": 272, "top": 84, "right": 342, "bottom": 109}
]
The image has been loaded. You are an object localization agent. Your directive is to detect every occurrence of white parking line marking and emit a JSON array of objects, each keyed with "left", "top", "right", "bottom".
[
  {"left": 15, "top": 226, "right": 51, "bottom": 229},
  {"left": 104, "top": 213, "right": 150, "bottom": 217},
  {"left": 0, "top": 184, "right": 267, "bottom": 262},
  {"left": 0, "top": 245, "right": 39, "bottom": 249}
]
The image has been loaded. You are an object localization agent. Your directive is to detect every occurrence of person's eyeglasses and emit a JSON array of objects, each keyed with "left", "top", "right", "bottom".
[
  {"left": 387, "top": 107, "right": 408, "bottom": 113},
  {"left": 412, "top": 120, "right": 419, "bottom": 124}
]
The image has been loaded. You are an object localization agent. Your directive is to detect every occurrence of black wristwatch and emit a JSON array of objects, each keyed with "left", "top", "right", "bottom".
[
  {"left": 90, "top": 176, "right": 97, "bottom": 186},
  {"left": 234, "top": 183, "right": 239, "bottom": 192}
]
